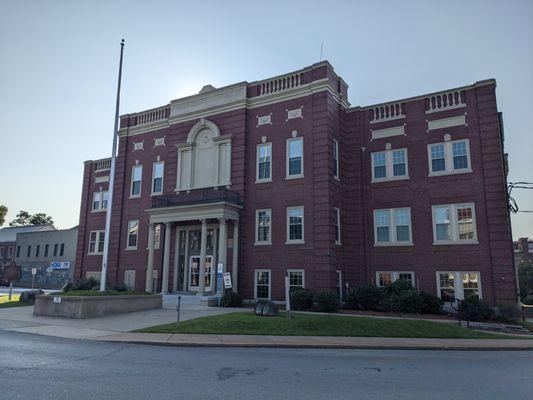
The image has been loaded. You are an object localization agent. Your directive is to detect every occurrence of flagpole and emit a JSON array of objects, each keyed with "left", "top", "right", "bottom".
[{"left": 100, "top": 39, "right": 125, "bottom": 291}]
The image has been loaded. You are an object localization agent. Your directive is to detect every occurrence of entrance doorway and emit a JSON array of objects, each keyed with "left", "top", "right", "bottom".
[{"left": 189, "top": 255, "right": 213, "bottom": 292}]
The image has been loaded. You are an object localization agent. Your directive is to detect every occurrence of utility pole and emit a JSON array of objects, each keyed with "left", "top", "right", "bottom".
[{"left": 100, "top": 39, "right": 125, "bottom": 291}]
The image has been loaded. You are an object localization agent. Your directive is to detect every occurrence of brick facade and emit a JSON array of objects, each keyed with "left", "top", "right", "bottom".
[{"left": 74, "top": 61, "right": 517, "bottom": 306}]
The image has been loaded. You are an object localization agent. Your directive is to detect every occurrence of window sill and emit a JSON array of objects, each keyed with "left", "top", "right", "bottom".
[
  {"left": 125, "top": 247, "right": 138, "bottom": 251},
  {"left": 433, "top": 240, "right": 479, "bottom": 246},
  {"left": 129, "top": 195, "right": 141, "bottom": 199},
  {"left": 91, "top": 209, "right": 107, "bottom": 213},
  {"left": 285, "top": 175, "right": 304, "bottom": 181},
  {"left": 254, "top": 241, "right": 272, "bottom": 246},
  {"left": 87, "top": 252, "right": 103, "bottom": 256},
  {"left": 255, "top": 178, "right": 272, "bottom": 184},
  {"left": 428, "top": 168, "right": 472, "bottom": 177},
  {"left": 286, "top": 240, "right": 305, "bottom": 245},
  {"left": 150, "top": 192, "right": 163, "bottom": 197},
  {"left": 371, "top": 176, "right": 409, "bottom": 184},
  {"left": 374, "top": 242, "right": 414, "bottom": 247},
  {"left": 334, "top": 176, "right": 340, "bottom": 182},
  {"left": 335, "top": 241, "right": 342, "bottom": 246}
]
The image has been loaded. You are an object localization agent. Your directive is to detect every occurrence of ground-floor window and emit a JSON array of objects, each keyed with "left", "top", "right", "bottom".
[
  {"left": 376, "top": 271, "right": 414, "bottom": 287},
  {"left": 255, "top": 269, "right": 271, "bottom": 300},
  {"left": 436, "top": 271, "right": 481, "bottom": 303},
  {"left": 287, "top": 269, "right": 304, "bottom": 289}
]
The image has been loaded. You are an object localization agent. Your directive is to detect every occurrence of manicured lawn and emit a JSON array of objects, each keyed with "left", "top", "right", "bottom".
[
  {"left": 136, "top": 311, "right": 515, "bottom": 339},
  {"left": 49, "top": 290, "right": 148, "bottom": 296},
  {"left": 0, "top": 294, "right": 30, "bottom": 308}
]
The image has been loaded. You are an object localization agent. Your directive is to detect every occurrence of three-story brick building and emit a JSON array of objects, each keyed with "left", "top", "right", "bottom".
[{"left": 74, "top": 61, "right": 517, "bottom": 307}]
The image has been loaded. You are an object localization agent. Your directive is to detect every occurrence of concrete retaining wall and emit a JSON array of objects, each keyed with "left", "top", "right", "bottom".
[{"left": 33, "top": 294, "right": 162, "bottom": 318}]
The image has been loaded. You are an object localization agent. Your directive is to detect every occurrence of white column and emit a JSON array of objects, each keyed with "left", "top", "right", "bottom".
[
  {"left": 172, "top": 229, "right": 180, "bottom": 293},
  {"left": 232, "top": 220, "right": 239, "bottom": 293},
  {"left": 198, "top": 219, "right": 208, "bottom": 294},
  {"left": 145, "top": 223, "right": 155, "bottom": 292},
  {"left": 217, "top": 218, "right": 228, "bottom": 295},
  {"left": 183, "top": 230, "right": 189, "bottom": 291},
  {"left": 161, "top": 222, "right": 171, "bottom": 294}
]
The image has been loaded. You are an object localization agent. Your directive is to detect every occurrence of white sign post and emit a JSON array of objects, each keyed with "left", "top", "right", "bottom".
[
  {"left": 284, "top": 274, "right": 291, "bottom": 319},
  {"left": 31, "top": 268, "right": 37, "bottom": 289}
]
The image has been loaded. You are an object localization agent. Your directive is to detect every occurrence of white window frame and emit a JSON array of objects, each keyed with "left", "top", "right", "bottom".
[
  {"left": 333, "top": 138, "right": 340, "bottom": 180},
  {"left": 334, "top": 207, "right": 342, "bottom": 245},
  {"left": 371, "top": 148, "right": 409, "bottom": 182},
  {"left": 151, "top": 161, "right": 164, "bottom": 196},
  {"left": 92, "top": 190, "right": 108, "bottom": 212},
  {"left": 427, "top": 139, "right": 472, "bottom": 176},
  {"left": 431, "top": 203, "right": 478, "bottom": 245},
  {"left": 376, "top": 271, "right": 415, "bottom": 287},
  {"left": 255, "top": 209, "right": 272, "bottom": 245},
  {"left": 88, "top": 230, "right": 105, "bottom": 255},
  {"left": 126, "top": 220, "right": 139, "bottom": 250},
  {"left": 254, "top": 269, "right": 271, "bottom": 300},
  {"left": 256, "top": 142, "right": 272, "bottom": 183},
  {"left": 287, "top": 269, "right": 305, "bottom": 289},
  {"left": 286, "top": 206, "right": 305, "bottom": 244},
  {"left": 286, "top": 137, "right": 304, "bottom": 179},
  {"left": 130, "top": 165, "right": 142, "bottom": 198},
  {"left": 373, "top": 207, "right": 413, "bottom": 246},
  {"left": 436, "top": 271, "right": 482, "bottom": 303}
]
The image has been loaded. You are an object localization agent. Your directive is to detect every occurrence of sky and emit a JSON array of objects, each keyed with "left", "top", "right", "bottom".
[{"left": 0, "top": 0, "right": 532, "bottom": 239}]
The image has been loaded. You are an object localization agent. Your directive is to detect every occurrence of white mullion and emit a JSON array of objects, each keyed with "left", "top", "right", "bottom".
[
  {"left": 445, "top": 141, "right": 453, "bottom": 173},
  {"left": 389, "top": 209, "right": 396, "bottom": 242},
  {"left": 386, "top": 150, "right": 393, "bottom": 179}
]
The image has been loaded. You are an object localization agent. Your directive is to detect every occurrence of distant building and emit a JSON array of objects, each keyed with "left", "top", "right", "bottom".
[
  {"left": 514, "top": 237, "right": 533, "bottom": 265},
  {"left": 14, "top": 226, "right": 78, "bottom": 289},
  {"left": 0, "top": 225, "right": 55, "bottom": 269}
]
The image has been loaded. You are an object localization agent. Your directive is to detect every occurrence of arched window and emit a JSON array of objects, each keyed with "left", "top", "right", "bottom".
[{"left": 176, "top": 119, "right": 231, "bottom": 191}]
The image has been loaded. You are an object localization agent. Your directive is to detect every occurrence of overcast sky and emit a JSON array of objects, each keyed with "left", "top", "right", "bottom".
[{"left": 1, "top": 0, "right": 532, "bottom": 239}]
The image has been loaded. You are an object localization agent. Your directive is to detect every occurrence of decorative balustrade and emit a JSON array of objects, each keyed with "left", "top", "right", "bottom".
[
  {"left": 369, "top": 102, "right": 405, "bottom": 123},
  {"left": 425, "top": 90, "right": 465, "bottom": 113},
  {"left": 134, "top": 105, "right": 170, "bottom": 126},
  {"left": 94, "top": 158, "right": 111, "bottom": 172},
  {"left": 256, "top": 72, "right": 304, "bottom": 96},
  {"left": 152, "top": 188, "right": 241, "bottom": 209}
]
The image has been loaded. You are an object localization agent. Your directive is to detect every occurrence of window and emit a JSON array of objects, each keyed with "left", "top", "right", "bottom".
[
  {"left": 371, "top": 148, "right": 408, "bottom": 182},
  {"left": 376, "top": 271, "right": 414, "bottom": 287},
  {"left": 288, "top": 269, "right": 305, "bottom": 289},
  {"left": 152, "top": 161, "right": 164, "bottom": 195},
  {"left": 432, "top": 203, "right": 477, "bottom": 244},
  {"left": 287, "top": 206, "right": 304, "bottom": 243},
  {"left": 130, "top": 165, "right": 142, "bottom": 197},
  {"left": 255, "top": 209, "right": 272, "bottom": 245},
  {"left": 36, "top": 245, "right": 40, "bottom": 257},
  {"left": 436, "top": 272, "right": 482, "bottom": 302},
  {"left": 334, "top": 207, "right": 341, "bottom": 245},
  {"left": 92, "top": 190, "right": 109, "bottom": 211},
  {"left": 373, "top": 208, "right": 412, "bottom": 245},
  {"left": 333, "top": 138, "right": 339, "bottom": 179},
  {"left": 255, "top": 269, "right": 271, "bottom": 300},
  {"left": 16, "top": 246, "right": 20, "bottom": 258},
  {"left": 53, "top": 244, "right": 58, "bottom": 257},
  {"left": 127, "top": 220, "right": 139, "bottom": 249},
  {"left": 256, "top": 143, "right": 272, "bottom": 182},
  {"left": 88, "top": 231, "right": 105, "bottom": 254},
  {"left": 27, "top": 245, "right": 31, "bottom": 257},
  {"left": 0, "top": 248, "right": 4, "bottom": 258},
  {"left": 44, "top": 244, "right": 49, "bottom": 257},
  {"left": 286, "top": 137, "right": 303, "bottom": 178},
  {"left": 60, "top": 243, "right": 65, "bottom": 257},
  {"left": 428, "top": 139, "right": 471, "bottom": 175}
]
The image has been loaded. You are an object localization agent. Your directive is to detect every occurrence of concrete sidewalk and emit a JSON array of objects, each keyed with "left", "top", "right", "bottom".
[{"left": 92, "top": 332, "right": 533, "bottom": 350}]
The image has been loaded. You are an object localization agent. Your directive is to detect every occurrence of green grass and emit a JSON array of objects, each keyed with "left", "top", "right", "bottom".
[
  {"left": 136, "top": 311, "right": 516, "bottom": 339},
  {"left": 49, "top": 290, "right": 148, "bottom": 296},
  {"left": 0, "top": 294, "right": 20, "bottom": 304}
]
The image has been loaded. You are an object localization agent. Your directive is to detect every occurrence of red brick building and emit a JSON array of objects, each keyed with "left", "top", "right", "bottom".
[{"left": 74, "top": 61, "right": 517, "bottom": 307}]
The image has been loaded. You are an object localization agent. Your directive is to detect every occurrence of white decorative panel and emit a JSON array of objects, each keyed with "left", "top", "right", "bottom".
[
  {"left": 257, "top": 114, "right": 272, "bottom": 126},
  {"left": 427, "top": 115, "right": 466, "bottom": 131},
  {"left": 178, "top": 149, "right": 192, "bottom": 190},
  {"left": 287, "top": 107, "right": 302, "bottom": 120},
  {"left": 154, "top": 137, "right": 165, "bottom": 147},
  {"left": 218, "top": 142, "right": 231, "bottom": 185},
  {"left": 371, "top": 125, "right": 405, "bottom": 140},
  {"left": 95, "top": 175, "right": 109, "bottom": 183},
  {"left": 133, "top": 141, "right": 144, "bottom": 151}
]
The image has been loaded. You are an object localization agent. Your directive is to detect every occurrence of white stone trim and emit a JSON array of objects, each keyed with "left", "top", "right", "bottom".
[
  {"left": 427, "top": 115, "right": 467, "bottom": 131},
  {"left": 371, "top": 125, "right": 405, "bottom": 140},
  {"left": 286, "top": 107, "right": 303, "bottom": 121}
]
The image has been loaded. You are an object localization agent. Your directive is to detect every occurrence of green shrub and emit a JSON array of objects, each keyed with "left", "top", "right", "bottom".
[
  {"left": 67, "top": 277, "right": 99, "bottom": 291},
  {"left": 390, "top": 279, "right": 413, "bottom": 295},
  {"left": 112, "top": 285, "right": 128, "bottom": 292},
  {"left": 420, "top": 292, "right": 443, "bottom": 314},
  {"left": 346, "top": 283, "right": 383, "bottom": 310},
  {"left": 459, "top": 296, "right": 494, "bottom": 322},
  {"left": 62, "top": 281, "right": 73, "bottom": 292},
  {"left": 290, "top": 287, "right": 315, "bottom": 311},
  {"left": 313, "top": 292, "right": 340, "bottom": 313},
  {"left": 389, "top": 290, "right": 425, "bottom": 314},
  {"left": 219, "top": 290, "right": 243, "bottom": 307},
  {"left": 523, "top": 295, "right": 533, "bottom": 305},
  {"left": 518, "top": 261, "right": 533, "bottom": 300}
]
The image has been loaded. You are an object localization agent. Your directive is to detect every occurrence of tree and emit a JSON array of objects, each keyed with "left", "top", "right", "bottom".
[
  {"left": 518, "top": 260, "right": 533, "bottom": 300},
  {"left": 0, "top": 205, "right": 7, "bottom": 226},
  {"left": 9, "top": 210, "right": 54, "bottom": 227}
]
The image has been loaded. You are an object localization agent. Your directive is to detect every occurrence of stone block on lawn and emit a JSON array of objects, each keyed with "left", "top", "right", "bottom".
[
  {"left": 254, "top": 300, "right": 279, "bottom": 316},
  {"left": 19, "top": 289, "right": 45, "bottom": 304}
]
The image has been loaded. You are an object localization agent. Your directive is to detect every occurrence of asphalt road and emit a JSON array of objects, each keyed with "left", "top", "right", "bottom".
[{"left": 1, "top": 331, "right": 532, "bottom": 400}]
